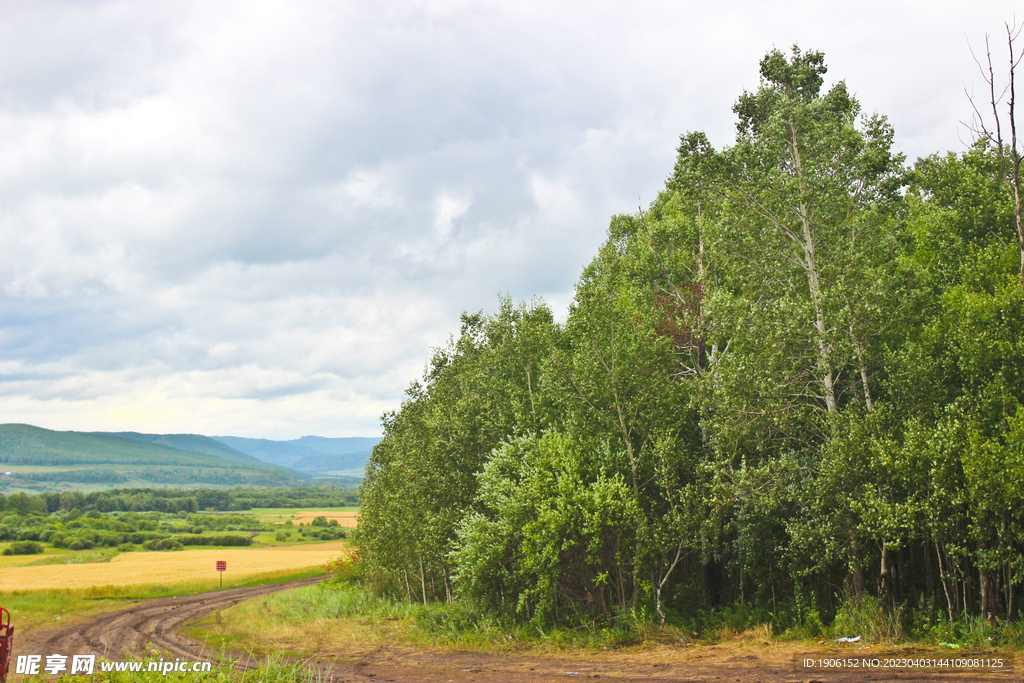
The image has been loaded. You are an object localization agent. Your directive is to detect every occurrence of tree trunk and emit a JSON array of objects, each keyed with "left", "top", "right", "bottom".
[
  {"left": 935, "top": 542, "right": 957, "bottom": 622},
  {"left": 1008, "top": 27, "right": 1024, "bottom": 290},
  {"left": 788, "top": 120, "right": 837, "bottom": 413},
  {"left": 850, "top": 535, "right": 866, "bottom": 601},
  {"left": 419, "top": 557, "right": 428, "bottom": 605},
  {"left": 924, "top": 541, "right": 935, "bottom": 603},
  {"left": 878, "top": 545, "right": 891, "bottom": 603},
  {"left": 850, "top": 323, "right": 873, "bottom": 410},
  {"left": 978, "top": 541, "right": 999, "bottom": 621},
  {"left": 1006, "top": 561, "right": 1016, "bottom": 621}
]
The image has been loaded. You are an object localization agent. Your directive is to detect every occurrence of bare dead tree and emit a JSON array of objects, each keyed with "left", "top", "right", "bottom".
[{"left": 965, "top": 21, "right": 1024, "bottom": 289}]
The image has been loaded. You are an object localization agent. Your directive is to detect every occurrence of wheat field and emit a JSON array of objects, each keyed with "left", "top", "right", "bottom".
[
  {"left": 0, "top": 541, "right": 348, "bottom": 592},
  {"left": 290, "top": 511, "right": 359, "bottom": 527},
  {"left": 247, "top": 508, "right": 360, "bottom": 527}
]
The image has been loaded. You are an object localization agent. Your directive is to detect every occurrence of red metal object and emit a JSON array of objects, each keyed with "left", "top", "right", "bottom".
[
  {"left": 0, "top": 606, "right": 14, "bottom": 683},
  {"left": 216, "top": 561, "right": 226, "bottom": 571}
]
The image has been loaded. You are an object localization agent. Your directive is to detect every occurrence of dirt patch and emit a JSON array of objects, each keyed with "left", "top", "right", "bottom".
[
  {"left": 9, "top": 585, "right": 1016, "bottom": 682},
  {"left": 298, "top": 642, "right": 1016, "bottom": 683}
]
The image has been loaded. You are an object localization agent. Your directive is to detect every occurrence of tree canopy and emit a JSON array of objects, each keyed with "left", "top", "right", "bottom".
[{"left": 355, "top": 46, "right": 1024, "bottom": 631}]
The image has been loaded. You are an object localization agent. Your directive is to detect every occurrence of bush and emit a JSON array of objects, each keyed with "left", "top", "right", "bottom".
[
  {"left": 3, "top": 540, "right": 44, "bottom": 555},
  {"left": 143, "top": 538, "right": 185, "bottom": 551},
  {"left": 832, "top": 595, "right": 903, "bottom": 643}
]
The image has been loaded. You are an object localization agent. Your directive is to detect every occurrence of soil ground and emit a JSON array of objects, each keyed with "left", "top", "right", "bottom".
[{"left": 9, "top": 582, "right": 1018, "bottom": 682}]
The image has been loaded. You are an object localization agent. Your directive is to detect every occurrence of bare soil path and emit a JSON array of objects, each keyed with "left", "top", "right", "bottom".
[
  {"left": 15, "top": 577, "right": 323, "bottom": 667},
  {"left": 13, "top": 582, "right": 1018, "bottom": 682}
]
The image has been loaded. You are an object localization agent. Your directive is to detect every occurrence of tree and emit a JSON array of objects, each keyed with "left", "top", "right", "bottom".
[
  {"left": 966, "top": 21, "right": 1024, "bottom": 288},
  {"left": 357, "top": 302, "right": 557, "bottom": 601}
]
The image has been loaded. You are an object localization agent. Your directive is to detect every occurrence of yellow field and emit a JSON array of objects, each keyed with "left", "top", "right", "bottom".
[
  {"left": 291, "top": 511, "right": 358, "bottom": 527},
  {"left": 252, "top": 509, "right": 360, "bottom": 527},
  {"left": 0, "top": 542, "right": 349, "bottom": 592}
]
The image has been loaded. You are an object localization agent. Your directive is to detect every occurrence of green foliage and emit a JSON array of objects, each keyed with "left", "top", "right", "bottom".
[
  {"left": 355, "top": 44, "right": 1024, "bottom": 637},
  {"left": 3, "top": 540, "right": 43, "bottom": 555},
  {"left": 357, "top": 299, "right": 557, "bottom": 602},
  {"left": 454, "top": 433, "right": 643, "bottom": 623}
]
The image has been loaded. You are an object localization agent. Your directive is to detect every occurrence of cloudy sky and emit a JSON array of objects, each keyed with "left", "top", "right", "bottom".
[{"left": 0, "top": 0, "right": 1018, "bottom": 439}]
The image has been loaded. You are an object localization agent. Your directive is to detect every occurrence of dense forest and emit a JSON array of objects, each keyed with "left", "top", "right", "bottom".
[
  {"left": 0, "top": 485, "right": 357, "bottom": 515},
  {"left": 355, "top": 46, "right": 1024, "bottom": 633}
]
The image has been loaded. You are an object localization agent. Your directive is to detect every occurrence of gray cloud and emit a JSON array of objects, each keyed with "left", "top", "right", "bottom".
[{"left": 1, "top": 0, "right": 1018, "bottom": 437}]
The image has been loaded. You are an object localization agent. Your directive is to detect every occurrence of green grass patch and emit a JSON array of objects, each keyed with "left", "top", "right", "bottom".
[
  {"left": 21, "top": 653, "right": 331, "bottom": 683},
  {"left": 199, "top": 581, "right": 681, "bottom": 656}
]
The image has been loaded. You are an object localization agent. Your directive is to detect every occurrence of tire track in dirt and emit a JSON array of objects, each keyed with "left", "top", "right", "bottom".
[{"left": 18, "top": 577, "right": 324, "bottom": 664}]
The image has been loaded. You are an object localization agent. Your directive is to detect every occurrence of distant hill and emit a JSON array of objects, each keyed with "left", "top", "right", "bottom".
[
  {"left": 0, "top": 424, "right": 301, "bottom": 493},
  {"left": 108, "top": 432, "right": 269, "bottom": 466},
  {"left": 212, "top": 435, "right": 379, "bottom": 474}
]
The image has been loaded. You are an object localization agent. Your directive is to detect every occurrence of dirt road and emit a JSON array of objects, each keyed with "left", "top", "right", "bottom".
[
  {"left": 16, "top": 577, "right": 323, "bottom": 665},
  {"left": 13, "top": 581, "right": 1017, "bottom": 682}
]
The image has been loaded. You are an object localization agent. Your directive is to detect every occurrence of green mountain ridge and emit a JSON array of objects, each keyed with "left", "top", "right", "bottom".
[
  {"left": 107, "top": 431, "right": 273, "bottom": 467},
  {"left": 0, "top": 424, "right": 301, "bottom": 492},
  {"left": 211, "top": 435, "right": 379, "bottom": 473}
]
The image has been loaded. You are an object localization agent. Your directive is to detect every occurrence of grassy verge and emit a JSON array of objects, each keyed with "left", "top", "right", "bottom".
[
  {"left": 192, "top": 580, "right": 698, "bottom": 657},
  {"left": 1, "top": 568, "right": 327, "bottom": 634},
  {"left": 190, "top": 577, "right": 1024, "bottom": 662},
  {"left": 19, "top": 654, "right": 331, "bottom": 683}
]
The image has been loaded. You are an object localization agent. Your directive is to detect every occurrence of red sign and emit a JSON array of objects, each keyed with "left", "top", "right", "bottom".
[{"left": 216, "top": 561, "right": 227, "bottom": 571}]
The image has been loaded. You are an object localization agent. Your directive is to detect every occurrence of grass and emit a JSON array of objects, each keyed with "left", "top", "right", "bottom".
[
  {"left": 1, "top": 566, "right": 333, "bottom": 634},
  {"left": 194, "top": 581, "right": 695, "bottom": 657},
  {"left": 19, "top": 653, "right": 334, "bottom": 683},
  {"left": 191, "top": 575, "right": 1024, "bottom": 664}
]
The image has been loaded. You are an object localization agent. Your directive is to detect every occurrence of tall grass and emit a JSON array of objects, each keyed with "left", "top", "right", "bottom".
[
  {"left": 28, "top": 654, "right": 332, "bottom": 683},
  {"left": 830, "top": 596, "right": 903, "bottom": 643}
]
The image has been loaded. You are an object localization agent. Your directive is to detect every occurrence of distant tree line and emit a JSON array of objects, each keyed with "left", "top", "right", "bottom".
[
  {"left": 0, "top": 509, "right": 258, "bottom": 551},
  {"left": 0, "top": 485, "right": 357, "bottom": 516},
  {"left": 356, "top": 46, "right": 1024, "bottom": 632}
]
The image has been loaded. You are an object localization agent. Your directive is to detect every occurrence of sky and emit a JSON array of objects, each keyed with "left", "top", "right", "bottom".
[{"left": 0, "top": 0, "right": 1019, "bottom": 439}]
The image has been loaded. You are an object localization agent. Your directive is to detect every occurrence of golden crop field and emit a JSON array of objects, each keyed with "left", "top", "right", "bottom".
[
  {"left": 0, "top": 542, "right": 349, "bottom": 592},
  {"left": 291, "top": 511, "right": 358, "bottom": 527},
  {"left": 252, "top": 509, "right": 360, "bottom": 527}
]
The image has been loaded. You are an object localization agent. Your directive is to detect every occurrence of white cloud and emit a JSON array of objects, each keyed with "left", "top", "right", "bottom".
[
  {"left": 433, "top": 194, "right": 470, "bottom": 238},
  {"left": 0, "top": 0, "right": 1020, "bottom": 437}
]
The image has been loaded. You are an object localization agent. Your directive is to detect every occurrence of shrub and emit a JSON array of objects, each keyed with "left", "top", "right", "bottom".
[
  {"left": 3, "top": 540, "right": 44, "bottom": 555},
  {"left": 832, "top": 596, "right": 903, "bottom": 643},
  {"left": 143, "top": 538, "right": 185, "bottom": 551}
]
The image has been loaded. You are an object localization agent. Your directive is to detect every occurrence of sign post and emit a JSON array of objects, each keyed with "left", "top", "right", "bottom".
[
  {"left": 0, "top": 606, "right": 13, "bottom": 683},
  {"left": 216, "top": 560, "right": 226, "bottom": 588}
]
